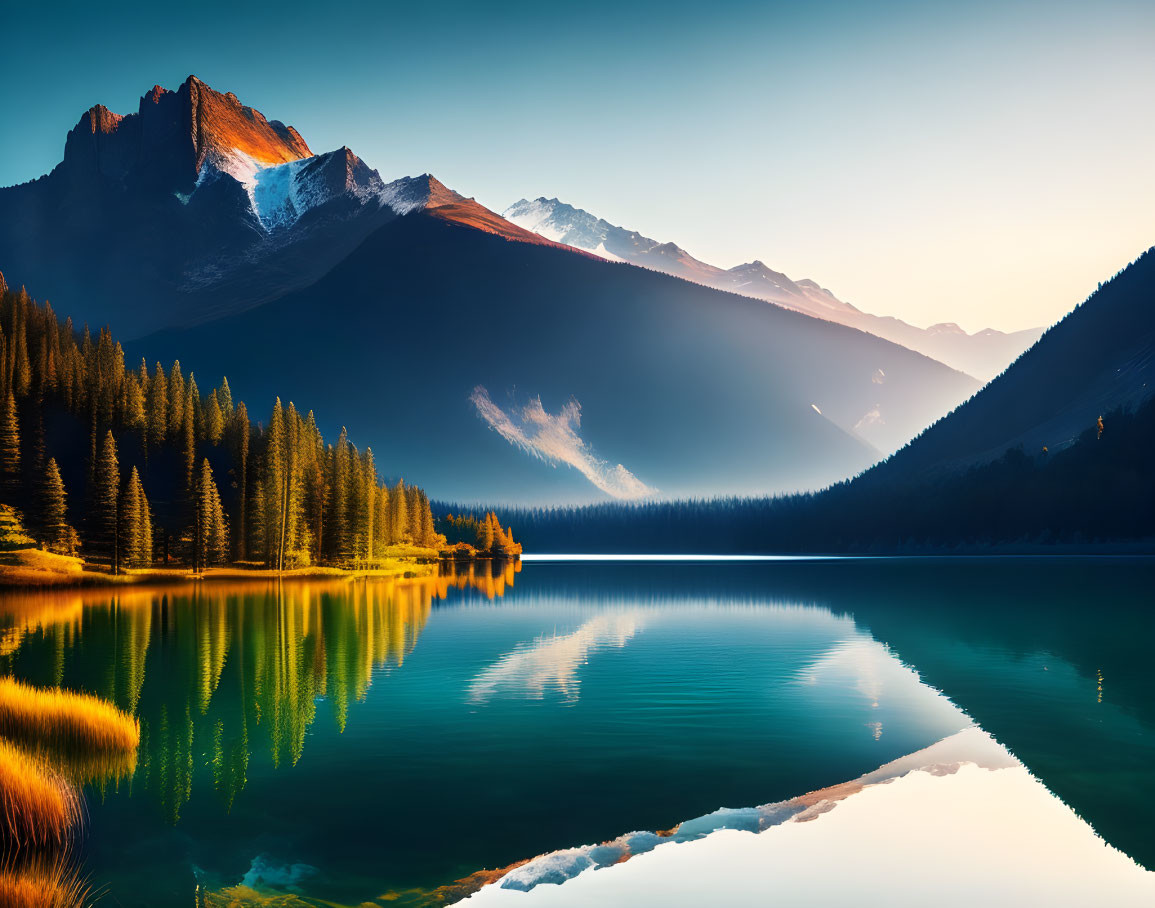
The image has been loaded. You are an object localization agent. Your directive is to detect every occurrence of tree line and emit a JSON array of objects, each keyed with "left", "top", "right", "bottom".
[
  {"left": 469, "top": 398, "right": 1155, "bottom": 554},
  {"left": 0, "top": 274, "right": 442, "bottom": 571}
]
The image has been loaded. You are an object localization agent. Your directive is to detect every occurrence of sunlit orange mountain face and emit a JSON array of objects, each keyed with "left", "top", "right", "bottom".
[{"left": 0, "top": 76, "right": 985, "bottom": 504}]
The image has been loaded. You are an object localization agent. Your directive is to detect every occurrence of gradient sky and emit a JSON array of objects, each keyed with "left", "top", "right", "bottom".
[{"left": 2, "top": 0, "right": 1152, "bottom": 332}]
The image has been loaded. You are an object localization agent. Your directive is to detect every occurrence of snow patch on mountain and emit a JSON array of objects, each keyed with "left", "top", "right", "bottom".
[
  {"left": 193, "top": 147, "right": 389, "bottom": 231},
  {"left": 379, "top": 176, "right": 436, "bottom": 215}
]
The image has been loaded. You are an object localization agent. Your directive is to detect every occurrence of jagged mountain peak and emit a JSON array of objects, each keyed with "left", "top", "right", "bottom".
[
  {"left": 182, "top": 74, "right": 312, "bottom": 170},
  {"left": 57, "top": 75, "right": 312, "bottom": 191},
  {"left": 378, "top": 173, "right": 467, "bottom": 215}
]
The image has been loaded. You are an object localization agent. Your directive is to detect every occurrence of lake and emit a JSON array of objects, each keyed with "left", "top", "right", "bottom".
[{"left": 0, "top": 557, "right": 1152, "bottom": 905}]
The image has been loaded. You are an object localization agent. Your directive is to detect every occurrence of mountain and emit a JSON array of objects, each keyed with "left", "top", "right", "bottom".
[
  {"left": 133, "top": 213, "right": 981, "bottom": 504},
  {"left": 0, "top": 76, "right": 981, "bottom": 504},
  {"left": 871, "top": 248, "right": 1155, "bottom": 480},
  {"left": 0, "top": 77, "right": 573, "bottom": 339},
  {"left": 503, "top": 249, "right": 1155, "bottom": 547},
  {"left": 504, "top": 198, "right": 1043, "bottom": 380}
]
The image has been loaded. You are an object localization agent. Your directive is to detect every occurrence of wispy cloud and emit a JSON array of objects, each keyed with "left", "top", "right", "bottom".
[{"left": 470, "top": 386, "right": 654, "bottom": 500}]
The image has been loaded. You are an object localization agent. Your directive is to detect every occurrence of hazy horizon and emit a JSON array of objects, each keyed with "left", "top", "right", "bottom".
[{"left": 3, "top": 0, "right": 1152, "bottom": 333}]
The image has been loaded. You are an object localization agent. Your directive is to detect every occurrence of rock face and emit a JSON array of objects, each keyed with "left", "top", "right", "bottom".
[
  {"left": 0, "top": 76, "right": 581, "bottom": 337},
  {"left": 0, "top": 77, "right": 388, "bottom": 336},
  {"left": 58, "top": 77, "right": 312, "bottom": 193},
  {"left": 56, "top": 77, "right": 311, "bottom": 194}
]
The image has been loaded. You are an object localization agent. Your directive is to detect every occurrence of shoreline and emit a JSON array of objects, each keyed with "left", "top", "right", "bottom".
[{"left": 0, "top": 549, "right": 519, "bottom": 589}]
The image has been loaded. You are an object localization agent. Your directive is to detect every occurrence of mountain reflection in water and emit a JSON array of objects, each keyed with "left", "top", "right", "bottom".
[{"left": 0, "top": 557, "right": 1150, "bottom": 907}]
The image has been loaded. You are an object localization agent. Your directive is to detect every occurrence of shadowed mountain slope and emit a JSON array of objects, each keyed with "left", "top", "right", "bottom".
[
  {"left": 1, "top": 75, "right": 983, "bottom": 504},
  {"left": 133, "top": 214, "right": 978, "bottom": 504}
]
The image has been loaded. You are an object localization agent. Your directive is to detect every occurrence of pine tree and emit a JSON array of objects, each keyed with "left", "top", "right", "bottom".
[
  {"left": 205, "top": 394, "right": 224, "bottom": 445},
  {"left": 264, "top": 400, "right": 287, "bottom": 568},
  {"left": 147, "top": 362, "right": 167, "bottom": 449},
  {"left": 390, "top": 479, "right": 409, "bottom": 545},
  {"left": 181, "top": 390, "right": 196, "bottom": 491},
  {"left": 120, "top": 466, "right": 153, "bottom": 568},
  {"left": 217, "top": 378, "right": 234, "bottom": 418},
  {"left": 372, "top": 484, "right": 388, "bottom": 559},
  {"left": 0, "top": 390, "right": 20, "bottom": 502},
  {"left": 39, "top": 458, "right": 77, "bottom": 555},
  {"left": 329, "top": 428, "right": 352, "bottom": 561},
  {"left": 417, "top": 493, "right": 434, "bottom": 548},
  {"left": 194, "top": 459, "right": 229, "bottom": 571},
  {"left": 167, "top": 361, "right": 185, "bottom": 437},
  {"left": 92, "top": 430, "right": 121, "bottom": 572},
  {"left": 123, "top": 375, "right": 146, "bottom": 432},
  {"left": 362, "top": 449, "right": 377, "bottom": 560},
  {"left": 248, "top": 474, "right": 266, "bottom": 563},
  {"left": 477, "top": 510, "right": 494, "bottom": 552},
  {"left": 230, "top": 402, "right": 250, "bottom": 561},
  {"left": 11, "top": 290, "right": 30, "bottom": 398},
  {"left": 0, "top": 504, "right": 35, "bottom": 551}
]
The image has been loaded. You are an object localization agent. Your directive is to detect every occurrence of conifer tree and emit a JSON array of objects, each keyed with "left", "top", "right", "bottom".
[
  {"left": 329, "top": 428, "right": 352, "bottom": 561},
  {"left": 205, "top": 394, "right": 224, "bottom": 445},
  {"left": 147, "top": 362, "right": 167, "bottom": 449},
  {"left": 361, "top": 449, "right": 377, "bottom": 560},
  {"left": 390, "top": 479, "right": 408, "bottom": 545},
  {"left": 0, "top": 390, "right": 20, "bottom": 502},
  {"left": 373, "top": 484, "right": 389, "bottom": 559},
  {"left": 167, "top": 361, "right": 185, "bottom": 437},
  {"left": 124, "top": 375, "right": 146, "bottom": 432},
  {"left": 478, "top": 510, "right": 494, "bottom": 552},
  {"left": 230, "top": 402, "right": 250, "bottom": 561},
  {"left": 120, "top": 466, "right": 153, "bottom": 568},
  {"left": 92, "top": 430, "right": 121, "bottom": 572},
  {"left": 11, "top": 290, "right": 30, "bottom": 398},
  {"left": 264, "top": 400, "right": 287, "bottom": 567},
  {"left": 217, "top": 378, "right": 234, "bottom": 418},
  {"left": 248, "top": 474, "right": 266, "bottom": 563},
  {"left": 0, "top": 504, "right": 35, "bottom": 551},
  {"left": 182, "top": 390, "right": 196, "bottom": 491},
  {"left": 187, "top": 373, "right": 202, "bottom": 440},
  {"left": 193, "top": 459, "right": 229, "bottom": 572},
  {"left": 39, "top": 458, "right": 77, "bottom": 555},
  {"left": 417, "top": 493, "right": 434, "bottom": 548}
]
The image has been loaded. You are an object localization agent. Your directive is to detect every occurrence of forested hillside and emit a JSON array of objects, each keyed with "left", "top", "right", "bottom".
[
  {"left": 0, "top": 273, "right": 440, "bottom": 572},
  {"left": 492, "top": 394, "right": 1154, "bottom": 553}
]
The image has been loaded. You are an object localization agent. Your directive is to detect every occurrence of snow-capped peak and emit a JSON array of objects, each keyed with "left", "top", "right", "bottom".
[
  {"left": 378, "top": 173, "right": 466, "bottom": 215},
  {"left": 191, "top": 145, "right": 387, "bottom": 231}
]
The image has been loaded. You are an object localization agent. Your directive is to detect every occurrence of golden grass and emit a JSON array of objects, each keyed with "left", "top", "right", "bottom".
[
  {"left": 0, "top": 858, "right": 88, "bottom": 908},
  {"left": 0, "top": 678, "right": 139, "bottom": 769},
  {"left": 0, "top": 555, "right": 441, "bottom": 589},
  {"left": 0, "top": 740, "right": 80, "bottom": 851}
]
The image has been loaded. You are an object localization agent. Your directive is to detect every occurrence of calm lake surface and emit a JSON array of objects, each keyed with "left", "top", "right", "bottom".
[{"left": 1, "top": 558, "right": 1152, "bottom": 905}]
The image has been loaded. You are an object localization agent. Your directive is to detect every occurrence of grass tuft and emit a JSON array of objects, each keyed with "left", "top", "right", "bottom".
[
  {"left": 0, "top": 677, "right": 139, "bottom": 776},
  {"left": 0, "top": 857, "right": 89, "bottom": 908},
  {"left": 0, "top": 740, "right": 80, "bottom": 850}
]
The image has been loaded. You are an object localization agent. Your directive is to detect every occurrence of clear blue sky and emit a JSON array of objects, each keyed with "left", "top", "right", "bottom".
[{"left": 3, "top": 0, "right": 1153, "bottom": 332}]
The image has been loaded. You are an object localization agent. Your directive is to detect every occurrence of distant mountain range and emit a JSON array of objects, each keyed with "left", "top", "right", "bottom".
[
  {"left": 504, "top": 198, "right": 1042, "bottom": 380},
  {"left": 0, "top": 76, "right": 984, "bottom": 503}
]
